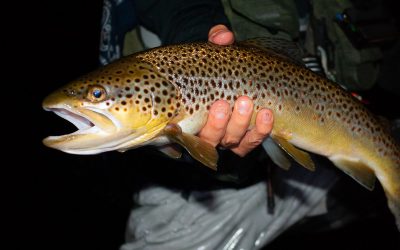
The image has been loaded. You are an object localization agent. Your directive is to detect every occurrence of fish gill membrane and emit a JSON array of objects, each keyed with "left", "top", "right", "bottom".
[{"left": 42, "top": 37, "right": 400, "bottom": 231}]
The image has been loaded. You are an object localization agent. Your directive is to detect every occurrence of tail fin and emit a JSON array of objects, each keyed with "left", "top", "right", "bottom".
[
  {"left": 387, "top": 192, "right": 400, "bottom": 231},
  {"left": 380, "top": 155, "right": 400, "bottom": 231},
  {"left": 385, "top": 144, "right": 400, "bottom": 231}
]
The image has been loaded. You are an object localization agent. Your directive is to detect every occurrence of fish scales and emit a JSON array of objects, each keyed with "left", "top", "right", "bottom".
[
  {"left": 140, "top": 43, "right": 400, "bottom": 214},
  {"left": 42, "top": 40, "right": 400, "bottom": 230},
  {"left": 138, "top": 42, "right": 399, "bottom": 165}
]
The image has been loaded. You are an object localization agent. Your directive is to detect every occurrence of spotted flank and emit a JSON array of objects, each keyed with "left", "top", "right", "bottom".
[{"left": 42, "top": 38, "right": 400, "bottom": 230}]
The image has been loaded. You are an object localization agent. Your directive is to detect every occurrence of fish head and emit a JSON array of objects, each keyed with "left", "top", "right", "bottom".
[{"left": 42, "top": 58, "right": 179, "bottom": 154}]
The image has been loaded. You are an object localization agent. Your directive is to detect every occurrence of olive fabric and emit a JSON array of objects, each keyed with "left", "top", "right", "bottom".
[{"left": 221, "top": 0, "right": 383, "bottom": 90}]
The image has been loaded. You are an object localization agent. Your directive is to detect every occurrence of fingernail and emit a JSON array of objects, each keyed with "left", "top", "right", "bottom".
[
  {"left": 262, "top": 112, "right": 271, "bottom": 123},
  {"left": 209, "top": 30, "right": 224, "bottom": 41},
  {"left": 214, "top": 104, "right": 227, "bottom": 119},
  {"left": 238, "top": 100, "right": 251, "bottom": 115}
]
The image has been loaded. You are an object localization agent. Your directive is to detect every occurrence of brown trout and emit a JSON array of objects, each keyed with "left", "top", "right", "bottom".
[{"left": 42, "top": 38, "right": 400, "bottom": 230}]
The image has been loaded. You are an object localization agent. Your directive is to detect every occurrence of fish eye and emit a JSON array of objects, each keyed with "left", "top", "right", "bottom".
[
  {"left": 93, "top": 89, "right": 102, "bottom": 98},
  {"left": 87, "top": 85, "right": 106, "bottom": 102}
]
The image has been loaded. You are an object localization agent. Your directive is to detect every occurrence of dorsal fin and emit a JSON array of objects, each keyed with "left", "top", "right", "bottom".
[{"left": 238, "top": 37, "right": 305, "bottom": 66}]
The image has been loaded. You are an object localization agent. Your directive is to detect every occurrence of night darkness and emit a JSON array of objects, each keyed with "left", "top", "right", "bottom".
[{"left": 12, "top": 1, "right": 400, "bottom": 250}]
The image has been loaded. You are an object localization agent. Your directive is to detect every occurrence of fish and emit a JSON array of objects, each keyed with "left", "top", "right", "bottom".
[{"left": 42, "top": 37, "right": 400, "bottom": 230}]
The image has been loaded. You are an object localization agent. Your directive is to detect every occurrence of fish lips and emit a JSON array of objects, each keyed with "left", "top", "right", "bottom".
[{"left": 42, "top": 106, "right": 120, "bottom": 154}]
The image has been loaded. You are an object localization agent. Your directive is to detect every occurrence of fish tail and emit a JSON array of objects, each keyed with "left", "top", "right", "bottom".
[
  {"left": 386, "top": 187, "right": 400, "bottom": 231},
  {"left": 379, "top": 156, "right": 400, "bottom": 230},
  {"left": 389, "top": 150, "right": 400, "bottom": 230},
  {"left": 375, "top": 139, "right": 400, "bottom": 230}
]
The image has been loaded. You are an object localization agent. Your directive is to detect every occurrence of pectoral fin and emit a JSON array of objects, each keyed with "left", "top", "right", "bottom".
[
  {"left": 329, "top": 155, "right": 376, "bottom": 190},
  {"left": 158, "top": 145, "right": 182, "bottom": 159},
  {"left": 272, "top": 135, "right": 315, "bottom": 171},
  {"left": 163, "top": 123, "right": 218, "bottom": 170},
  {"left": 262, "top": 137, "right": 291, "bottom": 170}
]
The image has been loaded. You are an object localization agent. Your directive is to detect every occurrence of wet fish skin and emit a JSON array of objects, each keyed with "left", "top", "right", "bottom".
[{"left": 42, "top": 39, "right": 400, "bottom": 230}]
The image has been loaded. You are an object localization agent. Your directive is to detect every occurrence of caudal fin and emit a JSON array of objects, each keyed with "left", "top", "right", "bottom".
[{"left": 387, "top": 194, "right": 400, "bottom": 231}]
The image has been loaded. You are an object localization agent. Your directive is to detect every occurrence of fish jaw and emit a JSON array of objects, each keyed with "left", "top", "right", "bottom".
[
  {"left": 42, "top": 102, "right": 172, "bottom": 154},
  {"left": 42, "top": 103, "right": 125, "bottom": 154}
]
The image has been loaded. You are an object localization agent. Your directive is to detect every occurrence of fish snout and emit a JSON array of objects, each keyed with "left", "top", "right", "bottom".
[{"left": 42, "top": 88, "right": 80, "bottom": 109}]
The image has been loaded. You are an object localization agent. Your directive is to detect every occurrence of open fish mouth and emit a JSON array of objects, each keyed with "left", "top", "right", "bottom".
[
  {"left": 42, "top": 107, "right": 119, "bottom": 150},
  {"left": 42, "top": 106, "right": 160, "bottom": 154},
  {"left": 47, "top": 108, "right": 96, "bottom": 135}
]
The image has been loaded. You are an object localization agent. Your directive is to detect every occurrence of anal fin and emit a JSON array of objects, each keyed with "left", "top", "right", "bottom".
[
  {"left": 163, "top": 123, "right": 218, "bottom": 170},
  {"left": 329, "top": 155, "right": 376, "bottom": 191},
  {"left": 272, "top": 135, "right": 315, "bottom": 171}
]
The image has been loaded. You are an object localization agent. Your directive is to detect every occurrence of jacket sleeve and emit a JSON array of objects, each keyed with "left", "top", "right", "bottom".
[{"left": 134, "top": 0, "right": 231, "bottom": 44}]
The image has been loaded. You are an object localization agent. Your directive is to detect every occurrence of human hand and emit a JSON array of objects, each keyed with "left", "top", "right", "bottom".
[
  {"left": 198, "top": 25, "right": 274, "bottom": 157},
  {"left": 208, "top": 24, "right": 235, "bottom": 45},
  {"left": 198, "top": 96, "right": 273, "bottom": 157}
]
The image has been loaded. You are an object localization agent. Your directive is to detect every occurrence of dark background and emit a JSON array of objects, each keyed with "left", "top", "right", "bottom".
[{"left": 12, "top": 1, "right": 400, "bottom": 250}]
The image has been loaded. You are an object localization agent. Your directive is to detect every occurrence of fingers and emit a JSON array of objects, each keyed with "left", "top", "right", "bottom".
[
  {"left": 208, "top": 24, "right": 235, "bottom": 45},
  {"left": 198, "top": 100, "right": 231, "bottom": 147},
  {"left": 198, "top": 97, "right": 274, "bottom": 158},
  {"left": 221, "top": 96, "right": 253, "bottom": 147},
  {"left": 231, "top": 109, "right": 274, "bottom": 157},
  {"left": 220, "top": 97, "right": 273, "bottom": 156}
]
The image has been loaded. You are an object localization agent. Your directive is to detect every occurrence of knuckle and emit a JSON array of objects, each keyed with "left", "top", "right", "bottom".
[
  {"left": 199, "top": 128, "right": 225, "bottom": 146},
  {"left": 211, "top": 121, "right": 228, "bottom": 131},
  {"left": 246, "top": 133, "right": 264, "bottom": 147},
  {"left": 237, "top": 117, "right": 251, "bottom": 126},
  {"left": 234, "top": 150, "right": 247, "bottom": 158},
  {"left": 256, "top": 125, "right": 271, "bottom": 136},
  {"left": 222, "top": 136, "right": 240, "bottom": 147},
  {"left": 256, "top": 116, "right": 273, "bottom": 135},
  {"left": 206, "top": 123, "right": 227, "bottom": 137}
]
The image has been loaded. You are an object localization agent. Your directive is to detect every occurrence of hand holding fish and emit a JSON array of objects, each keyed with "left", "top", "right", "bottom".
[
  {"left": 201, "top": 25, "right": 274, "bottom": 157},
  {"left": 199, "top": 97, "right": 274, "bottom": 157}
]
